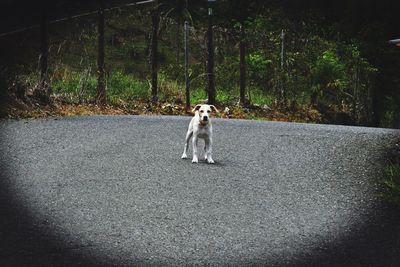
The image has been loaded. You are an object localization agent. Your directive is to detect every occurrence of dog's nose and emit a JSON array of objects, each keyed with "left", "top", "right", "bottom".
[{"left": 203, "top": 116, "right": 208, "bottom": 121}]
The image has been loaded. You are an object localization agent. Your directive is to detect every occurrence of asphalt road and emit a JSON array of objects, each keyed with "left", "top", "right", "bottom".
[{"left": 1, "top": 115, "right": 400, "bottom": 266}]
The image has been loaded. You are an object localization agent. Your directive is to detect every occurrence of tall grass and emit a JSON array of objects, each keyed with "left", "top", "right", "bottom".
[
  {"left": 249, "top": 87, "right": 274, "bottom": 106},
  {"left": 24, "top": 66, "right": 280, "bottom": 108},
  {"left": 52, "top": 68, "right": 97, "bottom": 100},
  {"left": 107, "top": 71, "right": 148, "bottom": 103},
  {"left": 52, "top": 69, "right": 149, "bottom": 104}
]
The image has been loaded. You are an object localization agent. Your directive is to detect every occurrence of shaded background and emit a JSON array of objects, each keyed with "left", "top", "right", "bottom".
[{"left": 1, "top": 0, "right": 400, "bottom": 127}]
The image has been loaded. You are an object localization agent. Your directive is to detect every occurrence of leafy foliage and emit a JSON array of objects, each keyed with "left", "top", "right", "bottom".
[{"left": 1, "top": 0, "right": 398, "bottom": 127}]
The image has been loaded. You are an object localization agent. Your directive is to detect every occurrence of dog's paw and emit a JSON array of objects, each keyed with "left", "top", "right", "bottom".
[
  {"left": 181, "top": 153, "right": 188, "bottom": 159},
  {"left": 207, "top": 158, "right": 215, "bottom": 164},
  {"left": 192, "top": 157, "right": 198, "bottom": 163}
]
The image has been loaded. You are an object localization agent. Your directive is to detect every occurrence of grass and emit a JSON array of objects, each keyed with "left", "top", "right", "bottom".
[
  {"left": 4, "top": 67, "right": 323, "bottom": 124},
  {"left": 249, "top": 87, "right": 274, "bottom": 107},
  {"left": 51, "top": 69, "right": 150, "bottom": 104},
  {"left": 190, "top": 87, "right": 238, "bottom": 106},
  {"left": 380, "top": 147, "right": 400, "bottom": 207},
  {"left": 107, "top": 71, "right": 149, "bottom": 102}
]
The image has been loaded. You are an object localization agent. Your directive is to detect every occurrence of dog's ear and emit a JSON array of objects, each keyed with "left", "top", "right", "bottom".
[
  {"left": 192, "top": 104, "right": 202, "bottom": 113},
  {"left": 209, "top": 105, "right": 219, "bottom": 113}
]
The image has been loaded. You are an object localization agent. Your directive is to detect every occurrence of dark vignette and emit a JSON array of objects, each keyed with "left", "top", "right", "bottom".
[{"left": 0, "top": 0, "right": 400, "bottom": 266}]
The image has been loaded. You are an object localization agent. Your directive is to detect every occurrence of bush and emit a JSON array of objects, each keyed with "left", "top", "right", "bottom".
[{"left": 310, "top": 49, "right": 348, "bottom": 104}]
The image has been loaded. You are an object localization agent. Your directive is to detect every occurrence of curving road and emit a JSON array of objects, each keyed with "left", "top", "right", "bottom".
[{"left": 0, "top": 115, "right": 400, "bottom": 266}]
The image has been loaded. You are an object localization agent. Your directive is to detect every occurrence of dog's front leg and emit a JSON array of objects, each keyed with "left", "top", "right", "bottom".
[
  {"left": 205, "top": 137, "right": 214, "bottom": 164},
  {"left": 181, "top": 130, "right": 192, "bottom": 159},
  {"left": 192, "top": 136, "right": 199, "bottom": 163}
]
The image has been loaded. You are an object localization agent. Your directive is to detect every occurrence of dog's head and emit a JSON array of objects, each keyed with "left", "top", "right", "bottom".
[{"left": 192, "top": 104, "right": 219, "bottom": 125}]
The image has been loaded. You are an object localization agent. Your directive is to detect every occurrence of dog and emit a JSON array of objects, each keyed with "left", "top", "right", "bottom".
[{"left": 181, "top": 104, "right": 218, "bottom": 163}]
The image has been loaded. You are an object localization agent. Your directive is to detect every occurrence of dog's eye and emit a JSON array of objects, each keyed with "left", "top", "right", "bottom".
[
  {"left": 200, "top": 110, "right": 204, "bottom": 113},
  {"left": 207, "top": 110, "right": 211, "bottom": 113}
]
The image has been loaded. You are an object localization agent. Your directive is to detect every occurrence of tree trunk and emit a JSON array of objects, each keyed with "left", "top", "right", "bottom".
[
  {"left": 184, "top": 21, "right": 190, "bottom": 111},
  {"left": 371, "top": 76, "right": 383, "bottom": 127},
  {"left": 311, "top": 91, "right": 318, "bottom": 106},
  {"left": 39, "top": 6, "right": 49, "bottom": 90},
  {"left": 206, "top": 8, "right": 215, "bottom": 105},
  {"left": 279, "top": 29, "right": 286, "bottom": 105},
  {"left": 96, "top": 0, "right": 106, "bottom": 106},
  {"left": 176, "top": 17, "right": 181, "bottom": 64},
  {"left": 150, "top": 2, "right": 159, "bottom": 104},
  {"left": 32, "top": 3, "right": 52, "bottom": 104},
  {"left": 239, "top": 23, "right": 247, "bottom": 106}
]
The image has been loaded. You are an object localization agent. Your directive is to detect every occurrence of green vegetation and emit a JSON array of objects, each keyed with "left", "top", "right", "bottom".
[
  {"left": 1, "top": 0, "right": 399, "bottom": 127},
  {"left": 381, "top": 146, "right": 400, "bottom": 207}
]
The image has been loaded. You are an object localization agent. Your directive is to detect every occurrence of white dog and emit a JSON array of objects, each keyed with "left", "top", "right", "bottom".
[{"left": 181, "top": 104, "right": 218, "bottom": 163}]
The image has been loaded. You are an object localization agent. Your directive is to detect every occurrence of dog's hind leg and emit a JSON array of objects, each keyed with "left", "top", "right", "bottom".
[{"left": 181, "top": 130, "right": 193, "bottom": 159}]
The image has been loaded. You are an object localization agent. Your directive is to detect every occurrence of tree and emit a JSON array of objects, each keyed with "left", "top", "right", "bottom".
[
  {"left": 39, "top": 6, "right": 49, "bottom": 90},
  {"left": 206, "top": 1, "right": 216, "bottom": 105},
  {"left": 149, "top": 0, "right": 160, "bottom": 104},
  {"left": 32, "top": 1, "right": 52, "bottom": 104},
  {"left": 215, "top": 0, "right": 268, "bottom": 106},
  {"left": 239, "top": 23, "right": 247, "bottom": 106},
  {"left": 96, "top": 0, "right": 106, "bottom": 106},
  {"left": 184, "top": 21, "right": 190, "bottom": 111}
]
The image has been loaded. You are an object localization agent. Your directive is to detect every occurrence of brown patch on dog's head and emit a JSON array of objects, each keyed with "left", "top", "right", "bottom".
[
  {"left": 193, "top": 104, "right": 219, "bottom": 125},
  {"left": 192, "top": 104, "right": 219, "bottom": 114},
  {"left": 209, "top": 105, "right": 219, "bottom": 113},
  {"left": 192, "top": 104, "right": 202, "bottom": 113}
]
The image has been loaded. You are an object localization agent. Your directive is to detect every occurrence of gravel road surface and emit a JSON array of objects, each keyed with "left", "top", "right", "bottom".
[{"left": 0, "top": 115, "right": 400, "bottom": 266}]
